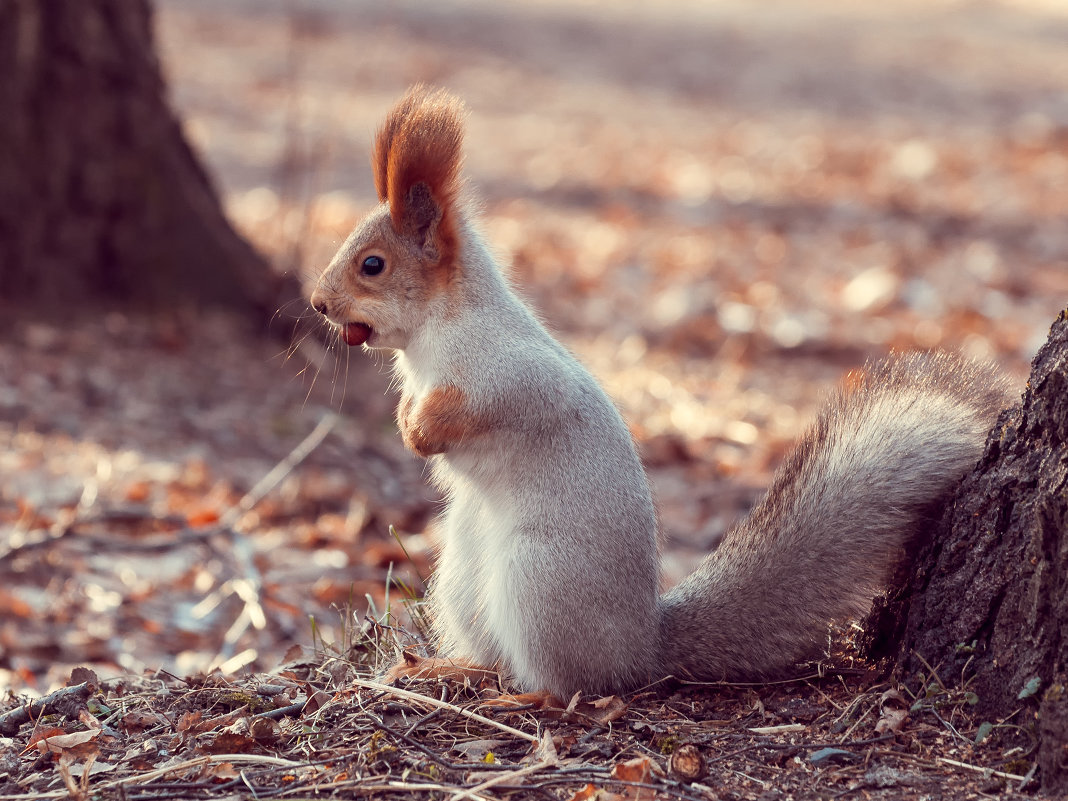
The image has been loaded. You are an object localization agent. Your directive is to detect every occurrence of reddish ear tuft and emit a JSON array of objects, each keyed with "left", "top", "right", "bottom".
[{"left": 371, "top": 86, "right": 465, "bottom": 239}]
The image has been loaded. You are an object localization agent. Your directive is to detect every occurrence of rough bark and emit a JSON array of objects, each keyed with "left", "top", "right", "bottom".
[
  {"left": 0, "top": 0, "right": 297, "bottom": 322},
  {"left": 895, "top": 309, "right": 1068, "bottom": 793}
]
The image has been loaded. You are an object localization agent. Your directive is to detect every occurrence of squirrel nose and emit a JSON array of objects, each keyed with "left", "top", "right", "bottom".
[{"left": 309, "top": 288, "right": 328, "bottom": 316}]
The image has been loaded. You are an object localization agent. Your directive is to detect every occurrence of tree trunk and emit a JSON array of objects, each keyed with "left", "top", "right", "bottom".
[
  {"left": 894, "top": 310, "right": 1068, "bottom": 793},
  {"left": 0, "top": 0, "right": 296, "bottom": 321}
]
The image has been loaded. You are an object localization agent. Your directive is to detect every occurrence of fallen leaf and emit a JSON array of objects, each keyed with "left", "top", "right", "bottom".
[
  {"left": 565, "top": 785, "right": 626, "bottom": 801},
  {"left": 122, "top": 712, "right": 161, "bottom": 733},
  {"left": 875, "top": 688, "right": 909, "bottom": 735},
  {"left": 586, "top": 695, "right": 628, "bottom": 726},
  {"left": 303, "top": 690, "right": 332, "bottom": 714},
  {"left": 68, "top": 667, "right": 99, "bottom": 690},
  {"left": 25, "top": 727, "right": 65, "bottom": 753},
  {"left": 453, "top": 738, "right": 507, "bottom": 760},
  {"left": 199, "top": 730, "right": 257, "bottom": 754},
  {"left": 610, "top": 755, "right": 659, "bottom": 801},
  {"left": 249, "top": 716, "right": 280, "bottom": 743},
  {"left": 530, "top": 729, "right": 559, "bottom": 766},
  {"left": 176, "top": 711, "right": 204, "bottom": 734},
  {"left": 35, "top": 728, "right": 99, "bottom": 753}
]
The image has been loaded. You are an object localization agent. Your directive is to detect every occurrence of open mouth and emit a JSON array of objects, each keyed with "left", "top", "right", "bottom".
[{"left": 342, "top": 322, "right": 373, "bottom": 347}]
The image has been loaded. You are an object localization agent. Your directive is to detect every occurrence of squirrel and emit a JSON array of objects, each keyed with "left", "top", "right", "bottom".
[{"left": 310, "top": 86, "right": 1011, "bottom": 699}]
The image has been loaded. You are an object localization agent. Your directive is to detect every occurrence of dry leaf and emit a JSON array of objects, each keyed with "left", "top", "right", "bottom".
[
  {"left": 68, "top": 667, "right": 99, "bottom": 689},
  {"left": 206, "top": 761, "right": 239, "bottom": 780},
  {"left": 303, "top": 689, "right": 332, "bottom": 714},
  {"left": 565, "top": 785, "right": 625, "bottom": 801},
  {"left": 35, "top": 728, "right": 99, "bottom": 754},
  {"left": 249, "top": 716, "right": 280, "bottom": 743},
  {"left": 25, "top": 727, "right": 65, "bottom": 753},
  {"left": 530, "top": 729, "right": 559, "bottom": 766},
  {"left": 586, "top": 695, "right": 628, "bottom": 725},
  {"left": 122, "top": 711, "right": 164, "bottom": 733},
  {"left": 176, "top": 711, "right": 203, "bottom": 734},
  {"left": 200, "top": 730, "right": 257, "bottom": 754},
  {"left": 875, "top": 688, "right": 910, "bottom": 735},
  {"left": 453, "top": 738, "right": 507, "bottom": 760}
]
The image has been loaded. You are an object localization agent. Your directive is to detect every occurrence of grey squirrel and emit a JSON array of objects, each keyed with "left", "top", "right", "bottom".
[{"left": 310, "top": 86, "right": 1011, "bottom": 698}]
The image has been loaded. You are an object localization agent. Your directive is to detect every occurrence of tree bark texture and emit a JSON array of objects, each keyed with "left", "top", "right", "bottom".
[
  {"left": 897, "top": 310, "right": 1068, "bottom": 793},
  {"left": 0, "top": 0, "right": 294, "bottom": 319}
]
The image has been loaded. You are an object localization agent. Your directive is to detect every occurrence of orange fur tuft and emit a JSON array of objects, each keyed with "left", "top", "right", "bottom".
[
  {"left": 371, "top": 86, "right": 465, "bottom": 265},
  {"left": 400, "top": 385, "right": 479, "bottom": 457}
]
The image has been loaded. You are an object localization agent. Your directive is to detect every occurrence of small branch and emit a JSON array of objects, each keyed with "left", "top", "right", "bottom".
[
  {"left": 221, "top": 411, "right": 340, "bottom": 530},
  {"left": 937, "top": 757, "right": 1026, "bottom": 782},
  {"left": 0, "top": 682, "right": 91, "bottom": 736}
]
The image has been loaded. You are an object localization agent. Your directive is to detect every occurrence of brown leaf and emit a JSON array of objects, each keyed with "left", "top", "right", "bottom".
[
  {"left": 249, "top": 717, "right": 280, "bottom": 744},
  {"left": 176, "top": 711, "right": 204, "bottom": 734},
  {"left": 585, "top": 695, "right": 628, "bottom": 726},
  {"left": 565, "top": 784, "right": 625, "bottom": 801},
  {"left": 281, "top": 644, "right": 304, "bottom": 664},
  {"left": 303, "top": 690, "right": 332, "bottom": 714},
  {"left": 610, "top": 755, "right": 659, "bottom": 801},
  {"left": 199, "top": 730, "right": 257, "bottom": 754},
  {"left": 122, "top": 712, "right": 163, "bottom": 734},
  {"left": 875, "top": 688, "right": 910, "bottom": 735},
  {"left": 68, "top": 667, "right": 99, "bottom": 690},
  {"left": 206, "top": 761, "right": 239, "bottom": 780},
  {"left": 35, "top": 728, "right": 99, "bottom": 754},
  {"left": 611, "top": 755, "right": 653, "bottom": 784},
  {"left": 25, "top": 727, "right": 65, "bottom": 753}
]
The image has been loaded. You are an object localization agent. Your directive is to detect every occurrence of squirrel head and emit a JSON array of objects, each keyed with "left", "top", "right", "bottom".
[{"left": 310, "top": 85, "right": 466, "bottom": 350}]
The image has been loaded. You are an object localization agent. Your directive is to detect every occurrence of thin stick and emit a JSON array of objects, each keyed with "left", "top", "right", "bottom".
[
  {"left": 937, "top": 756, "right": 1026, "bottom": 781},
  {"left": 221, "top": 412, "right": 339, "bottom": 529},
  {"left": 0, "top": 754, "right": 309, "bottom": 800},
  {"left": 451, "top": 760, "right": 552, "bottom": 801},
  {"left": 352, "top": 678, "right": 541, "bottom": 744},
  {"left": 283, "top": 780, "right": 494, "bottom": 800}
]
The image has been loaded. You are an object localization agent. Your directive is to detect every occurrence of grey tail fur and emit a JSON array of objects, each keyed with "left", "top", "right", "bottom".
[{"left": 657, "top": 351, "right": 1011, "bottom": 681}]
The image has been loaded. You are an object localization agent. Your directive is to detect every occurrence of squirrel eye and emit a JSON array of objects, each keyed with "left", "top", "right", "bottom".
[{"left": 361, "top": 255, "right": 385, "bottom": 276}]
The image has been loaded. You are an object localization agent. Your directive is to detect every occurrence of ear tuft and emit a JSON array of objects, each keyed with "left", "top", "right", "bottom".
[{"left": 371, "top": 86, "right": 465, "bottom": 252}]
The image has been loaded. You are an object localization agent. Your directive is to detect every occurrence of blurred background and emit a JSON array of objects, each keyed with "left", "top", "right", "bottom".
[{"left": 2, "top": 0, "right": 1066, "bottom": 692}]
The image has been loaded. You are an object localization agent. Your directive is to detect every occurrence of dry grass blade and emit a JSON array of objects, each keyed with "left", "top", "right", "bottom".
[
  {"left": 450, "top": 759, "right": 554, "bottom": 801},
  {"left": 352, "top": 678, "right": 541, "bottom": 744},
  {"left": 0, "top": 754, "right": 309, "bottom": 801}
]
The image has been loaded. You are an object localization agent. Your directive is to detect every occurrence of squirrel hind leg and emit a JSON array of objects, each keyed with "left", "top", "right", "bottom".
[{"left": 383, "top": 651, "right": 502, "bottom": 687}]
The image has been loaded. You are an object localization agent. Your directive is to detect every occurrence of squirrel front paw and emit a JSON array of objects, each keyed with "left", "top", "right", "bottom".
[
  {"left": 403, "top": 421, "right": 449, "bottom": 457},
  {"left": 398, "top": 386, "right": 475, "bottom": 458}
]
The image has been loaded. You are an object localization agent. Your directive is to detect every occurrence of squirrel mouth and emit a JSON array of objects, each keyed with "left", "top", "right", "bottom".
[{"left": 342, "top": 322, "right": 373, "bottom": 347}]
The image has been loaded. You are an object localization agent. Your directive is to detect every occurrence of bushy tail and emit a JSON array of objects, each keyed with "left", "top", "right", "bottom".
[{"left": 657, "top": 352, "right": 1011, "bottom": 681}]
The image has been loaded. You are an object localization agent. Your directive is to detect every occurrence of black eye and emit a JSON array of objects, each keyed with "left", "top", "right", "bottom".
[{"left": 361, "top": 255, "right": 385, "bottom": 276}]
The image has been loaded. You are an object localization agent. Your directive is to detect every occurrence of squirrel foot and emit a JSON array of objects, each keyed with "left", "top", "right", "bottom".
[
  {"left": 384, "top": 651, "right": 500, "bottom": 687},
  {"left": 479, "top": 690, "right": 565, "bottom": 710}
]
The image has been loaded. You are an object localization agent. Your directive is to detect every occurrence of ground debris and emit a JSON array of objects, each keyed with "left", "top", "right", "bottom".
[{"left": 0, "top": 655, "right": 1042, "bottom": 800}]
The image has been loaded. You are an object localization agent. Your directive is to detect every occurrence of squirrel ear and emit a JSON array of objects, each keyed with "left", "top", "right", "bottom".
[{"left": 372, "top": 86, "right": 465, "bottom": 264}]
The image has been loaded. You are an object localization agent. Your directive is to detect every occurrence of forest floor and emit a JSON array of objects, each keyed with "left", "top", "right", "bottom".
[{"left": 3, "top": 0, "right": 1068, "bottom": 798}]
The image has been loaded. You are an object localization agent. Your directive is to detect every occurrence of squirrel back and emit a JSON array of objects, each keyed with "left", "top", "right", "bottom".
[{"left": 311, "top": 87, "right": 1012, "bottom": 698}]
